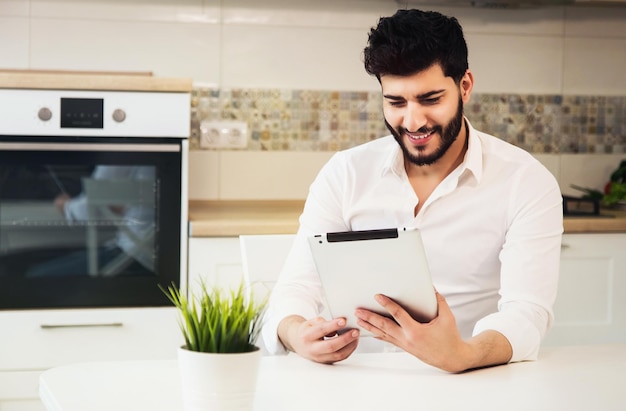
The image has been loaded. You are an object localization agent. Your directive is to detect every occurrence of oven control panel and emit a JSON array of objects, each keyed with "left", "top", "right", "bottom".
[{"left": 0, "top": 89, "right": 190, "bottom": 138}]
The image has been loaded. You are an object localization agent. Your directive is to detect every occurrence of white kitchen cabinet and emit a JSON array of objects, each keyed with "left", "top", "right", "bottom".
[
  {"left": 0, "top": 402, "right": 43, "bottom": 411},
  {"left": 187, "top": 237, "right": 244, "bottom": 294},
  {"left": 0, "top": 401, "right": 44, "bottom": 411},
  {"left": 0, "top": 307, "right": 183, "bottom": 410},
  {"left": 542, "top": 233, "right": 626, "bottom": 346},
  {"left": 0, "top": 371, "right": 45, "bottom": 411}
]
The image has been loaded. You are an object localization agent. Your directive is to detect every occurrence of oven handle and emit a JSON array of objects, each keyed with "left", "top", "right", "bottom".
[
  {"left": 40, "top": 322, "right": 124, "bottom": 329},
  {"left": 0, "top": 142, "right": 180, "bottom": 152}
]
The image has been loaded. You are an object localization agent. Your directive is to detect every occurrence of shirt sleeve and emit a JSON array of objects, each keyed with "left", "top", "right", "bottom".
[
  {"left": 262, "top": 153, "right": 350, "bottom": 354},
  {"left": 473, "top": 161, "right": 563, "bottom": 362}
]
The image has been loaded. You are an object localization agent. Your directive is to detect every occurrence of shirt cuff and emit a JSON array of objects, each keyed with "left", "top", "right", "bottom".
[
  {"left": 261, "top": 305, "right": 289, "bottom": 355},
  {"left": 261, "top": 300, "right": 319, "bottom": 356},
  {"left": 473, "top": 307, "right": 546, "bottom": 363}
]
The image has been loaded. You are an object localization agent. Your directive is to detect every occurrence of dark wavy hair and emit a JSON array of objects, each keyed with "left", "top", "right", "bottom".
[{"left": 363, "top": 9, "right": 469, "bottom": 84}]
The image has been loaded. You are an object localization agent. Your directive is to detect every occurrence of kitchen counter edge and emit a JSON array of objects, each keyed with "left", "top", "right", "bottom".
[
  {"left": 0, "top": 71, "right": 192, "bottom": 92},
  {"left": 188, "top": 200, "right": 626, "bottom": 237}
]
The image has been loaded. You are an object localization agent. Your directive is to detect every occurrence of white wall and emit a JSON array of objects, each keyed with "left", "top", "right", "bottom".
[
  {"left": 3, "top": 0, "right": 626, "bottom": 94},
  {"left": 2, "top": 0, "right": 625, "bottom": 200}
]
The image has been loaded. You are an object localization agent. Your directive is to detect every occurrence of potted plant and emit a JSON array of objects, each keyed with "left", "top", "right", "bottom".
[{"left": 161, "top": 281, "right": 267, "bottom": 411}]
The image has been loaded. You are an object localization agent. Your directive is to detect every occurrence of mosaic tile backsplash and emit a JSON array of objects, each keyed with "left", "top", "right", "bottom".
[{"left": 190, "top": 86, "right": 626, "bottom": 154}]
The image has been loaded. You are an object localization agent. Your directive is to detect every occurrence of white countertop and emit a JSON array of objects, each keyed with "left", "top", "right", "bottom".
[{"left": 39, "top": 344, "right": 626, "bottom": 411}]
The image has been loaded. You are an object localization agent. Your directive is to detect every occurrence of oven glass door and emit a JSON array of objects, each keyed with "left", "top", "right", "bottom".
[{"left": 0, "top": 137, "right": 183, "bottom": 309}]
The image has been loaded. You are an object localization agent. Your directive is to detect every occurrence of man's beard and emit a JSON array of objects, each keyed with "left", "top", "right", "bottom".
[{"left": 386, "top": 95, "right": 464, "bottom": 166}]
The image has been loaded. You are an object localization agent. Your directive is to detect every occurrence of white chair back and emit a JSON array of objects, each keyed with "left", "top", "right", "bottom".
[
  {"left": 239, "top": 234, "right": 295, "bottom": 304},
  {"left": 239, "top": 234, "right": 295, "bottom": 354}
]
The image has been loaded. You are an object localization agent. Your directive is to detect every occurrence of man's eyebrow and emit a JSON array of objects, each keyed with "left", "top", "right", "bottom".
[
  {"left": 382, "top": 94, "right": 404, "bottom": 101},
  {"left": 418, "top": 89, "right": 446, "bottom": 99},
  {"left": 383, "top": 89, "right": 446, "bottom": 100}
]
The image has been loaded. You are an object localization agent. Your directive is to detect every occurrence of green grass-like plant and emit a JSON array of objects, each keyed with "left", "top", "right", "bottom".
[{"left": 161, "top": 281, "right": 267, "bottom": 353}]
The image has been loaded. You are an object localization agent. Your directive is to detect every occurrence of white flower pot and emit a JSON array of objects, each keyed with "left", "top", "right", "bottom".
[{"left": 178, "top": 346, "right": 261, "bottom": 411}]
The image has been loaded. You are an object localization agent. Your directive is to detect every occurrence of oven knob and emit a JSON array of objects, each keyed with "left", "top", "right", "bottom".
[
  {"left": 38, "top": 107, "right": 53, "bottom": 121},
  {"left": 112, "top": 109, "right": 126, "bottom": 123}
]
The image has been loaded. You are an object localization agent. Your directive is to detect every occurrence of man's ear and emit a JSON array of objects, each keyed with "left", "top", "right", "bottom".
[{"left": 460, "top": 70, "right": 474, "bottom": 104}]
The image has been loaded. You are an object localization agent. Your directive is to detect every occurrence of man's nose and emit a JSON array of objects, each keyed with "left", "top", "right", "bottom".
[{"left": 403, "top": 103, "right": 427, "bottom": 132}]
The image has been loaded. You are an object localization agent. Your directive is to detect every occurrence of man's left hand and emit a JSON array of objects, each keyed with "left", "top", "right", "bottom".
[{"left": 354, "top": 291, "right": 508, "bottom": 373}]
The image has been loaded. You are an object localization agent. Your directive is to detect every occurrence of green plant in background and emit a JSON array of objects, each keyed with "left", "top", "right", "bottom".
[
  {"left": 161, "top": 281, "right": 267, "bottom": 353},
  {"left": 603, "top": 160, "right": 626, "bottom": 206},
  {"left": 571, "top": 159, "right": 626, "bottom": 206}
]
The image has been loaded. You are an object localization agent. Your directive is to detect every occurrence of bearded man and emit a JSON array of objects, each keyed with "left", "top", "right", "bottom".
[{"left": 262, "top": 9, "right": 563, "bottom": 373}]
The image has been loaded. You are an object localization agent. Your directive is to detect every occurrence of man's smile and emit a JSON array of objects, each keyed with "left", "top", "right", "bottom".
[{"left": 405, "top": 129, "right": 435, "bottom": 146}]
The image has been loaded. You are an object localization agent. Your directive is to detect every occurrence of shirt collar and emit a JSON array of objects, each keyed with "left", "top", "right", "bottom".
[
  {"left": 462, "top": 118, "right": 483, "bottom": 183},
  {"left": 381, "top": 118, "right": 484, "bottom": 183},
  {"left": 382, "top": 142, "right": 405, "bottom": 178}
]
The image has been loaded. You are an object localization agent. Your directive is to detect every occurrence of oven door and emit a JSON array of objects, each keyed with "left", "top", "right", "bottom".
[{"left": 0, "top": 137, "right": 184, "bottom": 309}]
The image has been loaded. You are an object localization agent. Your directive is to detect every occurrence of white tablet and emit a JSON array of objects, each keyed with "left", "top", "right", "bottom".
[{"left": 308, "top": 227, "right": 438, "bottom": 337}]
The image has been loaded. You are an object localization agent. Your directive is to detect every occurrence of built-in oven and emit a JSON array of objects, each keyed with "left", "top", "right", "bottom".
[{"left": 0, "top": 87, "right": 189, "bottom": 310}]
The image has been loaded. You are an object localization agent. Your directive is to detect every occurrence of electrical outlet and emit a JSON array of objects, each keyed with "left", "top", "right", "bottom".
[
  {"left": 199, "top": 120, "right": 247, "bottom": 149},
  {"left": 222, "top": 121, "right": 248, "bottom": 149},
  {"left": 199, "top": 121, "right": 221, "bottom": 148}
]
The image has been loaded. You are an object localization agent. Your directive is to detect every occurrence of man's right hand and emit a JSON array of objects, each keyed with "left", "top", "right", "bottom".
[{"left": 277, "top": 315, "right": 360, "bottom": 364}]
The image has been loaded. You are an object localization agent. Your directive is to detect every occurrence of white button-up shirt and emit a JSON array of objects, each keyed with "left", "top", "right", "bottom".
[{"left": 263, "top": 120, "right": 563, "bottom": 362}]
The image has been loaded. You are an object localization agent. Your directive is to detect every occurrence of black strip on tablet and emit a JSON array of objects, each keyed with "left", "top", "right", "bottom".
[{"left": 326, "top": 228, "right": 399, "bottom": 242}]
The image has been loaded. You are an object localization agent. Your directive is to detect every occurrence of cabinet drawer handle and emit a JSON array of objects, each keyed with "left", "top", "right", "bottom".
[
  {"left": 561, "top": 243, "right": 570, "bottom": 249},
  {"left": 40, "top": 322, "right": 123, "bottom": 329}
]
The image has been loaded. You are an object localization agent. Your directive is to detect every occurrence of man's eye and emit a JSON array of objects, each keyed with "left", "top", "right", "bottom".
[
  {"left": 388, "top": 101, "right": 405, "bottom": 107},
  {"left": 422, "top": 97, "right": 440, "bottom": 105}
]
